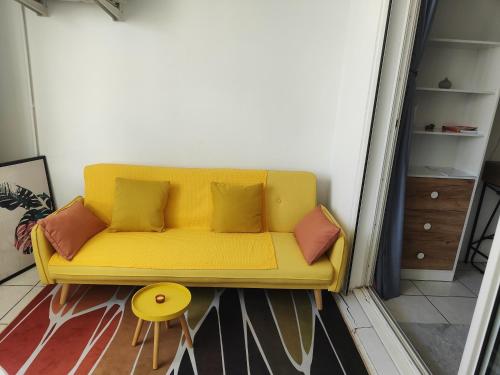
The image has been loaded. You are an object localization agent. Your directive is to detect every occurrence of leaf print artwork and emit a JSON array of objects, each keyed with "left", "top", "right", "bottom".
[{"left": 0, "top": 182, "right": 54, "bottom": 254}]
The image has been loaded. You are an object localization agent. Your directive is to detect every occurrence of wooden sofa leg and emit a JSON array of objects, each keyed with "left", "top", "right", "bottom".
[
  {"left": 60, "top": 284, "right": 71, "bottom": 305},
  {"left": 314, "top": 290, "right": 323, "bottom": 311}
]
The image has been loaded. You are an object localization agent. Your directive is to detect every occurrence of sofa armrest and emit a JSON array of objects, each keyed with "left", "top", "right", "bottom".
[
  {"left": 321, "top": 206, "right": 349, "bottom": 293},
  {"left": 31, "top": 196, "right": 84, "bottom": 284},
  {"left": 32, "top": 223, "right": 55, "bottom": 284}
]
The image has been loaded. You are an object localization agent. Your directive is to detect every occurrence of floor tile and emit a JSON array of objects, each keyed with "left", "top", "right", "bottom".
[
  {"left": 456, "top": 262, "right": 486, "bottom": 271},
  {"left": 0, "top": 286, "right": 32, "bottom": 319},
  {"left": 384, "top": 296, "right": 447, "bottom": 324},
  {"left": 455, "top": 267, "right": 484, "bottom": 295},
  {"left": 0, "top": 324, "right": 6, "bottom": 333},
  {"left": 428, "top": 296, "right": 477, "bottom": 325},
  {"left": 400, "top": 322, "right": 469, "bottom": 375},
  {"left": 413, "top": 280, "right": 475, "bottom": 297},
  {"left": 456, "top": 262, "right": 473, "bottom": 271},
  {"left": 1, "top": 267, "right": 40, "bottom": 286},
  {"left": 0, "top": 286, "right": 44, "bottom": 324},
  {"left": 400, "top": 280, "right": 422, "bottom": 295}
]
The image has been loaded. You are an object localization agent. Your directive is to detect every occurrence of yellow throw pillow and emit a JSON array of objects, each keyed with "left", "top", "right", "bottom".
[
  {"left": 211, "top": 182, "right": 263, "bottom": 233},
  {"left": 110, "top": 178, "right": 169, "bottom": 232}
]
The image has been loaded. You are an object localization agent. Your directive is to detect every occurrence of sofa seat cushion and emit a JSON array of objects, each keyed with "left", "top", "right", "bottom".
[
  {"left": 47, "top": 232, "right": 334, "bottom": 286},
  {"left": 48, "top": 229, "right": 277, "bottom": 270}
]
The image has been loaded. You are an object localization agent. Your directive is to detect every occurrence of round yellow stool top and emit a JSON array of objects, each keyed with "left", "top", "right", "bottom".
[{"left": 132, "top": 282, "right": 191, "bottom": 322}]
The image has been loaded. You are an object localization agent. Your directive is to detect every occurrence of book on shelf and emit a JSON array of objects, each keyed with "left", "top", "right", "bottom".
[{"left": 442, "top": 123, "right": 478, "bottom": 134}]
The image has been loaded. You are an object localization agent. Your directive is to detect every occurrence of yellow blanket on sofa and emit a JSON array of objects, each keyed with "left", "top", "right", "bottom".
[{"left": 49, "top": 229, "right": 277, "bottom": 270}]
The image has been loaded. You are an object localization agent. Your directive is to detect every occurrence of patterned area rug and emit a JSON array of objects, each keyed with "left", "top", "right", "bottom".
[{"left": 0, "top": 285, "right": 367, "bottom": 374}]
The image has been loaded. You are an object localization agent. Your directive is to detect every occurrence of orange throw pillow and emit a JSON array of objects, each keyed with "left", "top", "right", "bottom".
[
  {"left": 294, "top": 205, "right": 340, "bottom": 264},
  {"left": 39, "top": 199, "right": 107, "bottom": 260}
]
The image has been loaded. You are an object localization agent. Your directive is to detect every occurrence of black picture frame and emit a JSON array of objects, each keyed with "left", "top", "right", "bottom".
[{"left": 0, "top": 156, "right": 55, "bottom": 284}]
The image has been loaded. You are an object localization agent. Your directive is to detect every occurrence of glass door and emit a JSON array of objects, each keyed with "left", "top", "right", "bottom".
[{"left": 477, "top": 293, "right": 499, "bottom": 374}]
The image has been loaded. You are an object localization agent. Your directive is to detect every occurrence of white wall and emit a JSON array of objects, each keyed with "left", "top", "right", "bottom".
[
  {"left": 329, "top": 0, "right": 390, "bottom": 235},
  {"left": 20, "top": 0, "right": 387, "bottom": 236},
  {"left": 0, "top": 1, "right": 35, "bottom": 162}
]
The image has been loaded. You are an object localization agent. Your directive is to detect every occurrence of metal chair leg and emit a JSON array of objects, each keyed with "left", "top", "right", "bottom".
[
  {"left": 465, "top": 183, "right": 487, "bottom": 263},
  {"left": 468, "top": 183, "right": 500, "bottom": 274}
]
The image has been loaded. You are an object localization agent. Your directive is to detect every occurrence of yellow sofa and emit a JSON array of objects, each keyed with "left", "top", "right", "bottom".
[{"left": 31, "top": 164, "right": 349, "bottom": 309}]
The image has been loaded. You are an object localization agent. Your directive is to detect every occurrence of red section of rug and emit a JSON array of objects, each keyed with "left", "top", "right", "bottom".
[
  {"left": 0, "top": 285, "right": 130, "bottom": 375},
  {"left": 0, "top": 286, "right": 54, "bottom": 374}
]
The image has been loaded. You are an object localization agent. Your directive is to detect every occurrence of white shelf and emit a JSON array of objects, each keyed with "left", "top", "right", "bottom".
[
  {"left": 406, "top": 1, "right": 500, "bottom": 281},
  {"left": 408, "top": 166, "right": 477, "bottom": 180},
  {"left": 428, "top": 38, "right": 500, "bottom": 49},
  {"left": 416, "top": 87, "right": 496, "bottom": 95},
  {"left": 413, "top": 130, "right": 484, "bottom": 137}
]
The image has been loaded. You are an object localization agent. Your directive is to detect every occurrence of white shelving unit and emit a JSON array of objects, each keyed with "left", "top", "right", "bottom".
[
  {"left": 407, "top": 166, "right": 477, "bottom": 180},
  {"left": 413, "top": 130, "right": 484, "bottom": 137},
  {"left": 403, "top": 0, "right": 500, "bottom": 281},
  {"left": 416, "top": 87, "right": 496, "bottom": 95},
  {"left": 428, "top": 38, "right": 500, "bottom": 49}
]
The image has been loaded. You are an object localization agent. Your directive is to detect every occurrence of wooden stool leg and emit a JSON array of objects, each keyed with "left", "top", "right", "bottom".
[
  {"left": 59, "top": 284, "right": 71, "bottom": 305},
  {"left": 314, "top": 290, "right": 323, "bottom": 311},
  {"left": 153, "top": 322, "right": 160, "bottom": 370},
  {"left": 179, "top": 314, "right": 193, "bottom": 348},
  {"left": 131, "top": 318, "right": 143, "bottom": 346}
]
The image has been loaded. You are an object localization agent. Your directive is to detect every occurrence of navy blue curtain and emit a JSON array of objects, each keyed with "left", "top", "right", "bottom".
[{"left": 374, "top": 0, "right": 439, "bottom": 300}]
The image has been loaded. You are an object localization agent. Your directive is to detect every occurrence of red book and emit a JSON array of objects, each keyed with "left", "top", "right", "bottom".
[{"left": 442, "top": 123, "right": 478, "bottom": 133}]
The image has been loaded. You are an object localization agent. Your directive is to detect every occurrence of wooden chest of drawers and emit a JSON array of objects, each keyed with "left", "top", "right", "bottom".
[{"left": 402, "top": 177, "right": 474, "bottom": 270}]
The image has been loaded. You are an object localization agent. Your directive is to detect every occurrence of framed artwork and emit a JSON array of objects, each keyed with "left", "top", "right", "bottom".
[{"left": 0, "top": 156, "right": 55, "bottom": 283}]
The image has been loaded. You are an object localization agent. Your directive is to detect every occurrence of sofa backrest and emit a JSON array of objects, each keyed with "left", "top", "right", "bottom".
[{"left": 84, "top": 164, "right": 316, "bottom": 232}]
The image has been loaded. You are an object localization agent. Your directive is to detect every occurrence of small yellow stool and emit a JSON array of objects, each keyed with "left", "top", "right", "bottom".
[{"left": 131, "top": 282, "right": 193, "bottom": 370}]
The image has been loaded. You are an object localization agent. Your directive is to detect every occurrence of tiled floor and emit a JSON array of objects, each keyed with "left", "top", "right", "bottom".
[
  {"left": 384, "top": 262, "right": 484, "bottom": 375},
  {"left": 0, "top": 267, "right": 43, "bottom": 333}
]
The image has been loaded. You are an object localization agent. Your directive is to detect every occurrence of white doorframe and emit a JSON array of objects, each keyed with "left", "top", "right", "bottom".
[{"left": 348, "top": 0, "right": 421, "bottom": 289}]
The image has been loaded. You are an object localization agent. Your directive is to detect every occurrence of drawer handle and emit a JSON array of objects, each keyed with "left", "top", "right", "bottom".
[
  {"left": 430, "top": 191, "right": 439, "bottom": 199},
  {"left": 416, "top": 252, "right": 425, "bottom": 260},
  {"left": 424, "top": 223, "right": 432, "bottom": 231}
]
